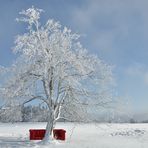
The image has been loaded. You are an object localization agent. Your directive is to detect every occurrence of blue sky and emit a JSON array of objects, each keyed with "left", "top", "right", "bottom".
[{"left": 0, "top": 0, "right": 148, "bottom": 113}]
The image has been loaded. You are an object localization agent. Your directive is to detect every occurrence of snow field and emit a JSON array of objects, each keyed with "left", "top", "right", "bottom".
[{"left": 0, "top": 122, "right": 148, "bottom": 148}]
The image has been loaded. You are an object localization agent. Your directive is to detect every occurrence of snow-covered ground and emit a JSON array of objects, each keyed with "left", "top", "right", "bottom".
[{"left": 0, "top": 122, "right": 148, "bottom": 148}]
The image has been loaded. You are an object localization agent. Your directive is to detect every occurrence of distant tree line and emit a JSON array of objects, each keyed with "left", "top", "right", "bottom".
[
  {"left": 0, "top": 104, "right": 148, "bottom": 123},
  {"left": 0, "top": 105, "right": 49, "bottom": 122}
]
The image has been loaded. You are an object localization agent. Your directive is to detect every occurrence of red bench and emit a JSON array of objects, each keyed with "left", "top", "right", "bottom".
[{"left": 29, "top": 129, "right": 66, "bottom": 140}]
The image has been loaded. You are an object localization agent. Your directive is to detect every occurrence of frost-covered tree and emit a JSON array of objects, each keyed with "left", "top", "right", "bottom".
[{"left": 0, "top": 7, "right": 114, "bottom": 143}]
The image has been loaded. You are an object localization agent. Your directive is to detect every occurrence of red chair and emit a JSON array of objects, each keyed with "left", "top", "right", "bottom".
[
  {"left": 53, "top": 129, "right": 66, "bottom": 141},
  {"left": 29, "top": 129, "right": 45, "bottom": 140}
]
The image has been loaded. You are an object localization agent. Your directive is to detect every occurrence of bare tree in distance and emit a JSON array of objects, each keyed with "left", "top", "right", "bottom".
[{"left": 0, "top": 7, "right": 114, "bottom": 144}]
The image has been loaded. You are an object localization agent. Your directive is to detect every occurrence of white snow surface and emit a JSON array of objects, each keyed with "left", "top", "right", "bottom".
[{"left": 0, "top": 122, "right": 148, "bottom": 148}]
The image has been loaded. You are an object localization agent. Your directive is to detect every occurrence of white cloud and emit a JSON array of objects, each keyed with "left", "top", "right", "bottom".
[
  {"left": 70, "top": 0, "right": 148, "bottom": 54},
  {"left": 144, "top": 72, "right": 148, "bottom": 84},
  {"left": 125, "top": 63, "right": 144, "bottom": 76},
  {"left": 125, "top": 62, "right": 148, "bottom": 85}
]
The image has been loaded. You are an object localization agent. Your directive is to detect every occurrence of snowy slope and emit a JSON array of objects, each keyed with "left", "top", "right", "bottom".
[{"left": 0, "top": 122, "right": 148, "bottom": 148}]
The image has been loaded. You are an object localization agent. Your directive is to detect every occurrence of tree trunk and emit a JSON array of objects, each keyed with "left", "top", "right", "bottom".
[{"left": 41, "top": 111, "right": 54, "bottom": 143}]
